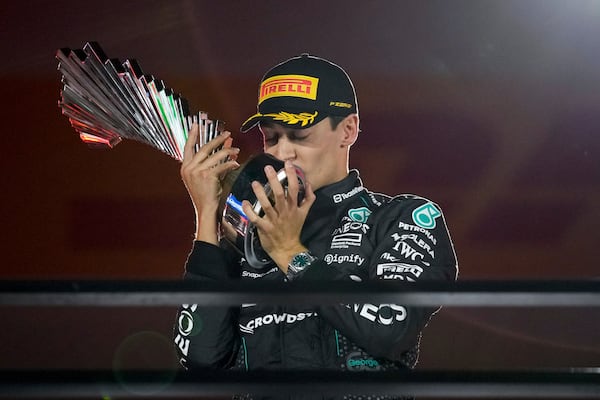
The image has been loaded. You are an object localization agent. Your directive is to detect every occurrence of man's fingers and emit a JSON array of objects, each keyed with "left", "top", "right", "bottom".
[
  {"left": 252, "top": 180, "right": 277, "bottom": 219},
  {"left": 199, "top": 131, "right": 232, "bottom": 157},
  {"left": 182, "top": 122, "right": 199, "bottom": 166},
  {"left": 211, "top": 159, "right": 240, "bottom": 178},
  {"left": 240, "top": 162, "right": 314, "bottom": 245},
  {"left": 202, "top": 146, "right": 240, "bottom": 168},
  {"left": 264, "top": 165, "right": 286, "bottom": 206},
  {"left": 300, "top": 181, "right": 316, "bottom": 211},
  {"left": 284, "top": 161, "right": 300, "bottom": 204},
  {"left": 185, "top": 130, "right": 233, "bottom": 164},
  {"left": 242, "top": 200, "right": 261, "bottom": 225}
]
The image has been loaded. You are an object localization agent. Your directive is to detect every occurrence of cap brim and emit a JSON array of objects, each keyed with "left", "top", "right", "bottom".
[
  {"left": 239, "top": 113, "right": 263, "bottom": 133},
  {"left": 240, "top": 111, "right": 326, "bottom": 133}
]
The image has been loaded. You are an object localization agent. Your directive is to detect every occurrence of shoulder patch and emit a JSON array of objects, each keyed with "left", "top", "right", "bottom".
[
  {"left": 412, "top": 202, "right": 441, "bottom": 229},
  {"left": 348, "top": 207, "right": 372, "bottom": 223}
]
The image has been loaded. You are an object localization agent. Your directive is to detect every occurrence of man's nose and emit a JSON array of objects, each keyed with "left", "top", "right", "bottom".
[{"left": 271, "top": 138, "right": 295, "bottom": 161}]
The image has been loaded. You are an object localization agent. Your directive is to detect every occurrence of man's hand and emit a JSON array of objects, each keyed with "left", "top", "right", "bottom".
[
  {"left": 180, "top": 123, "right": 240, "bottom": 243},
  {"left": 242, "top": 160, "right": 316, "bottom": 272}
]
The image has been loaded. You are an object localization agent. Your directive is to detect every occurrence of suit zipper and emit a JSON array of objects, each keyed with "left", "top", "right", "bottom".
[
  {"left": 241, "top": 337, "right": 249, "bottom": 371},
  {"left": 334, "top": 329, "right": 341, "bottom": 357}
]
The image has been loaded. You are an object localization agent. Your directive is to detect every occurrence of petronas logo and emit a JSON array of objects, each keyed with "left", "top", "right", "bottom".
[
  {"left": 348, "top": 207, "right": 371, "bottom": 223},
  {"left": 412, "top": 203, "right": 441, "bottom": 229}
]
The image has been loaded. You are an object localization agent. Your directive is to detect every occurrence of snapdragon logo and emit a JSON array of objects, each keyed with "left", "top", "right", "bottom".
[
  {"left": 239, "top": 312, "right": 317, "bottom": 334},
  {"left": 346, "top": 351, "right": 381, "bottom": 371},
  {"left": 242, "top": 267, "right": 278, "bottom": 279}
]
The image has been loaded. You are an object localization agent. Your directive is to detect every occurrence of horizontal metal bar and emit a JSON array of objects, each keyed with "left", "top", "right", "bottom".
[
  {"left": 0, "top": 280, "right": 599, "bottom": 306},
  {"left": 1, "top": 370, "right": 599, "bottom": 398}
]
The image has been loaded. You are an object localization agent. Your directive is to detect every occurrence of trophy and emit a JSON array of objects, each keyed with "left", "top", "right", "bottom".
[
  {"left": 220, "top": 154, "right": 306, "bottom": 268},
  {"left": 56, "top": 41, "right": 222, "bottom": 159},
  {"left": 56, "top": 42, "right": 305, "bottom": 269}
]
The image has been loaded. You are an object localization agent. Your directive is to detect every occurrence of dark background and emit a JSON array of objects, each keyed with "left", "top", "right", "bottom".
[{"left": 1, "top": 0, "right": 599, "bottom": 396}]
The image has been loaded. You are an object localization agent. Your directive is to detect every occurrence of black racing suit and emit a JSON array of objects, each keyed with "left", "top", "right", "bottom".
[{"left": 173, "top": 170, "right": 458, "bottom": 399}]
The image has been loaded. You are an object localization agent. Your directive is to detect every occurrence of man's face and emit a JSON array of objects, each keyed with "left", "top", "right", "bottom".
[{"left": 259, "top": 118, "right": 348, "bottom": 191}]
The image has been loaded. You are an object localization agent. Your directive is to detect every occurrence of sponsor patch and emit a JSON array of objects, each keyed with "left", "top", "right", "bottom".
[
  {"left": 333, "top": 186, "right": 364, "bottom": 203},
  {"left": 376, "top": 263, "right": 423, "bottom": 280},
  {"left": 352, "top": 303, "right": 407, "bottom": 325},
  {"left": 348, "top": 207, "right": 372, "bottom": 223},
  {"left": 346, "top": 351, "right": 381, "bottom": 371},
  {"left": 324, "top": 253, "right": 365, "bottom": 266},
  {"left": 242, "top": 267, "right": 278, "bottom": 279},
  {"left": 174, "top": 304, "right": 200, "bottom": 358},
  {"left": 398, "top": 221, "right": 437, "bottom": 245},
  {"left": 329, "top": 101, "right": 353, "bottom": 108},
  {"left": 390, "top": 233, "right": 435, "bottom": 259},
  {"left": 412, "top": 202, "right": 441, "bottom": 229},
  {"left": 332, "top": 219, "right": 370, "bottom": 235},
  {"left": 259, "top": 74, "right": 318, "bottom": 103},
  {"left": 380, "top": 252, "right": 400, "bottom": 262},
  {"left": 392, "top": 241, "right": 424, "bottom": 261},
  {"left": 239, "top": 312, "right": 317, "bottom": 335},
  {"left": 331, "top": 233, "right": 362, "bottom": 249}
]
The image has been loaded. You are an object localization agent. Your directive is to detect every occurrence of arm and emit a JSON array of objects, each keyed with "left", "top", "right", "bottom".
[
  {"left": 174, "top": 124, "right": 242, "bottom": 369},
  {"left": 179, "top": 123, "right": 240, "bottom": 244},
  {"left": 301, "top": 198, "right": 458, "bottom": 361},
  {"left": 174, "top": 240, "right": 241, "bottom": 369}
]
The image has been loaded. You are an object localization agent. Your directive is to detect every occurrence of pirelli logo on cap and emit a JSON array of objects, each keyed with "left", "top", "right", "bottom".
[{"left": 259, "top": 75, "right": 319, "bottom": 104}]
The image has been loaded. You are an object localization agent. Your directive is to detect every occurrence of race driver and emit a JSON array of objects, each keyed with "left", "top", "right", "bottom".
[{"left": 174, "top": 54, "right": 458, "bottom": 399}]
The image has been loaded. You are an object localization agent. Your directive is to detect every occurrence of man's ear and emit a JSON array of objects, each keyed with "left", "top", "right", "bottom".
[{"left": 340, "top": 114, "right": 360, "bottom": 147}]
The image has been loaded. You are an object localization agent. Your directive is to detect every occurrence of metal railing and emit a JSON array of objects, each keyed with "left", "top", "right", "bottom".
[
  {"left": 1, "top": 280, "right": 599, "bottom": 398},
  {"left": 2, "top": 280, "right": 599, "bottom": 306}
]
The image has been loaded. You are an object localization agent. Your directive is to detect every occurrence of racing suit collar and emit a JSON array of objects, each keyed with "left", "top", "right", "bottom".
[
  {"left": 313, "top": 169, "right": 364, "bottom": 207},
  {"left": 299, "top": 170, "right": 363, "bottom": 247}
]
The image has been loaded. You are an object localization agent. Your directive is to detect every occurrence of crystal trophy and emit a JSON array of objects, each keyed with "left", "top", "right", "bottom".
[
  {"left": 56, "top": 41, "right": 223, "bottom": 161},
  {"left": 57, "top": 42, "right": 305, "bottom": 269}
]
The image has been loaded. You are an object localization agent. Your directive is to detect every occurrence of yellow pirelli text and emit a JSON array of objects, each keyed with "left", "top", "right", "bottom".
[
  {"left": 329, "top": 101, "right": 353, "bottom": 108},
  {"left": 259, "top": 75, "right": 319, "bottom": 104}
]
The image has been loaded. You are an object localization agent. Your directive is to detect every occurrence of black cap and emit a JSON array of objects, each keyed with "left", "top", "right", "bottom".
[{"left": 240, "top": 54, "right": 358, "bottom": 132}]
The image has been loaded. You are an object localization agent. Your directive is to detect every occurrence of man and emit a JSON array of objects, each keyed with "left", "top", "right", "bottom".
[{"left": 174, "top": 54, "right": 458, "bottom": 399}]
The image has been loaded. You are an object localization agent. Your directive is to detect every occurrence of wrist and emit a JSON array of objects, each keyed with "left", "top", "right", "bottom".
[
  {"left": 194, "top": 207, "right": 220, "bottom": 244},
  {"left": 270, "top": 245, "right": 308, "bottom": 273},
  {"left": 285, "top": 250, "right": 317, "bottom": 281}
]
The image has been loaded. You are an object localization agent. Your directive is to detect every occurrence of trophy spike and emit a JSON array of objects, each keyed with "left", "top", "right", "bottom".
[{"left": 56, "top": 41, "right": 226, "bottom": 162}]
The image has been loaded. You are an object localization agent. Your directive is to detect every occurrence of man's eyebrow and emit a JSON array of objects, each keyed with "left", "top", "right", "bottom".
[
  {"left": 260, "top": 122, "right": 275, "bottom": 129},
  {"left": 260, "top": 123, "right": 300, "bottom": 135}
]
